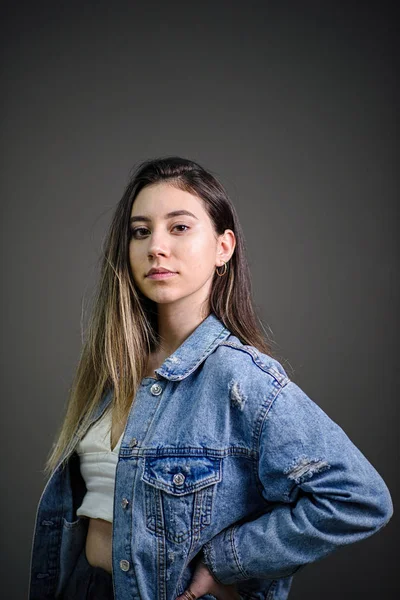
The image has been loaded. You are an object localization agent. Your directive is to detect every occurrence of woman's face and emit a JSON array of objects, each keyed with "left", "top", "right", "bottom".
[{"left": 128, "top": 182, "right": 228, "bottom": 311}]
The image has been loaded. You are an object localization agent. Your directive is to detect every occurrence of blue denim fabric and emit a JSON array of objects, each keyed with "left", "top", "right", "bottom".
[{"left": 29, "top": 313, "right": 393, "bottom": 600}]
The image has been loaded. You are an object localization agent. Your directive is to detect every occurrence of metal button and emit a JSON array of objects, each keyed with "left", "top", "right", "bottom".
[
  {"left": 173, "top": 472, "right": 185, "bottom": 485},
  {"left": 150, "top": 383, "right": 163, "bottom": 396},
  {"left": 130, "top": 438, "right": 138, "bottom": 447},
  {"left": 120, "top": 559, "right": 130, "bottom": 572},
  {"left": 121, "top": 498, "right": 129, "bottom": 509}
]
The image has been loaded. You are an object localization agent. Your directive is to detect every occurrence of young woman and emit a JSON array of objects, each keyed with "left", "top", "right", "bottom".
[{"left": 29, "top": 156, "right": 393, "bottom": 600}]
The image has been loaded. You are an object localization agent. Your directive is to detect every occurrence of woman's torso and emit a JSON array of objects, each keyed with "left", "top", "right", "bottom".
[
  {"left": 85, "top": 416, "right": 127, "bottom": 573},
  {"left": 85, "top": 366, "right": 160, "bottom": 574},
  {"left": 30, "top": 313, "right": 392, "bottom": 600}
]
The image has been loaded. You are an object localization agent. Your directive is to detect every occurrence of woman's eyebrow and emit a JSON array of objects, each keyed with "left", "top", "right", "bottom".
[{"left": 130, "top": 210, "right": 198, "bottom": 223}]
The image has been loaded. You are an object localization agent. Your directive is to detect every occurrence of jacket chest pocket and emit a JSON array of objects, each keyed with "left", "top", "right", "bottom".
[{"left": 141, "top": 455, "right": 222, "bottom": 544}]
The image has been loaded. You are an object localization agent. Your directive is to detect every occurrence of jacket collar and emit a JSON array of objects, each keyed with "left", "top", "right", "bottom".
[
  {"left": 155, "top": 312, "right": 231, "bottom": 381},
  {"left": 67, "top": 314, "right": 232, "bottom": 466},
  {"left": 85, "top": 313, "right": 231, "bottom": 431}
]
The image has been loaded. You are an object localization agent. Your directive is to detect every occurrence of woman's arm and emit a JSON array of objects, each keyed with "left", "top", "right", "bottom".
[{"left": 201, "top": 380, "right": 393, "bottom": 584}]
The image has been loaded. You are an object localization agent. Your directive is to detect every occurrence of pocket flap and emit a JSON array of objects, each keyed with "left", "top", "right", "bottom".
[{"left": 142, "top": 455, "right": 222, "bottom": 495}]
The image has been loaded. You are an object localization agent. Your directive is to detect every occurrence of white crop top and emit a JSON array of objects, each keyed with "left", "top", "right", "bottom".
[{"left": 76, "top": 407, "right": 123, "bottom": 523}]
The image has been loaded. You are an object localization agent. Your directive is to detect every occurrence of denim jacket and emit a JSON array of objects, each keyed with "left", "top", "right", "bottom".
[{"left": 29, "top": 313, "right": 393, "bottom": 600}]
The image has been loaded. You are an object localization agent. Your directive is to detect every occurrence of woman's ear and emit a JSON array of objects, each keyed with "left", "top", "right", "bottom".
[{"left": 216, "top": 229, "right": 236, "bottom": 265}]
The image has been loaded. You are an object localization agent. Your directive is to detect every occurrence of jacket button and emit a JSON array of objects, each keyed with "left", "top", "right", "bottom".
[
  {"left": 173, "top": 473, "right": 185, "bottom": 485},
  {"left": 130, "top": 438, "right": 138, "bottom": 447},
  {"left": 150, "top": 383, "right": 163, "bottom": 396},
  {"left": 121, "top": 498, "right": 129, "bottom": 509},
  {"left": 120, "top": 559, "right": 130, "bottom": 571}
]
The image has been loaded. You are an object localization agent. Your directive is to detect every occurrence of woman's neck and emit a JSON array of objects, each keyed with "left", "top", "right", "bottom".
[{"left": 154, "top": 304, "right": 211, "bottom": 359}]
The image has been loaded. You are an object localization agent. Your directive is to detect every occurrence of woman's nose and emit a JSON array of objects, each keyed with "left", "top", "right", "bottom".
[{"left": 147, "top": 231, "right": 171, "bottom": 257}]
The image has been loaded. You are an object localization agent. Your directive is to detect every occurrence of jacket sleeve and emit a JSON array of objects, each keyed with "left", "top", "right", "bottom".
[{"left": 201, "top": 380, "right": 393, "bottom": 584}]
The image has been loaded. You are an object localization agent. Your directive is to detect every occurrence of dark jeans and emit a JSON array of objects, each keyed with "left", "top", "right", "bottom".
[{"left": 60, "top": 545, "right": 114, "bottom": 599}]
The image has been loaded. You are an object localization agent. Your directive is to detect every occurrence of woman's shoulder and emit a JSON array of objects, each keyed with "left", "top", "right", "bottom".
[{"left": 207, "top": 333, "right": 292, "bottom": 393}]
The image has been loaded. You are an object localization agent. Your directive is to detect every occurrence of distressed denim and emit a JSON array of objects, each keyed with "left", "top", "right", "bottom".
[{"left": 29, "top": 313, "right": 393, "bottom": 600}]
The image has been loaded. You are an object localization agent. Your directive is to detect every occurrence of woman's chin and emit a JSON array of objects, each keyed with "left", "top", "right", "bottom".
[{"left": 146, "top": 292, "right": 182, "bottom": 305}]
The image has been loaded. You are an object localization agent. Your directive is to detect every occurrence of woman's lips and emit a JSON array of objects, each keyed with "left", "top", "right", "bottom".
[{"left": 146, "top": 271, "right": 177, "bottom": 280}]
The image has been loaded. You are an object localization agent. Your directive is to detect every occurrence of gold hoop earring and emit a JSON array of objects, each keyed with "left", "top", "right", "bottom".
[{"left": 215, "top": 261, "right": 228, "bottom": 276}]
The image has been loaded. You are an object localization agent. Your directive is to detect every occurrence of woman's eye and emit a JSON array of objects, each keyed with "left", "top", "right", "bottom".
[
  {"left": 130, "top": 227, "right": 149, "bottom": 239},
  {"left": 129, "top": 224, "right": 189, "bottom": 239},
  {"left": 173, "top": 224, "right": 189, "bottom": 233}
]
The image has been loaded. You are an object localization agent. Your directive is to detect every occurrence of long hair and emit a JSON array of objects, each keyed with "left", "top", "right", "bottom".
[{"left": 44, "top": 155, "right": 282, "bottom": 478}]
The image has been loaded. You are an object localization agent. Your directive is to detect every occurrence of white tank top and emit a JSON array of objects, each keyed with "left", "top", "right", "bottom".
[{"left": 76, "top": 407, "right": 123, "bottom": 523}]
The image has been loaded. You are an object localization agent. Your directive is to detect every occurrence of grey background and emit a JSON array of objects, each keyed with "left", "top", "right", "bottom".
[{"left": 1, "top": 1, "right": 397, "bottom": 599}]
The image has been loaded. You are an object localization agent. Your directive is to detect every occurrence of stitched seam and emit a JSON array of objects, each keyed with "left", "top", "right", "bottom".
[
  {"left": 267, "top": 580, "right": 278, "bottom": 599},
  {"left": 230, "top": 524, "right": 249, "bottom": 578},
  {"left": 254, "top": 385, "right": 292, "bottom": 501},
  {"left": 219, "top": 341, "right": 290, "bottom": 386}
]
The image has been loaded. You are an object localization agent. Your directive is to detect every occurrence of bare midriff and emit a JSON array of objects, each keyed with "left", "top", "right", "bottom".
[
  {"left": 85, "top": 408, "right": 124, "bottom": 574},
  {"left": 85, "top": 518, "right": 114, "bottom": 573},
  {"left": 84, "top": 367, "right": 160, "bottom": 574}
]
